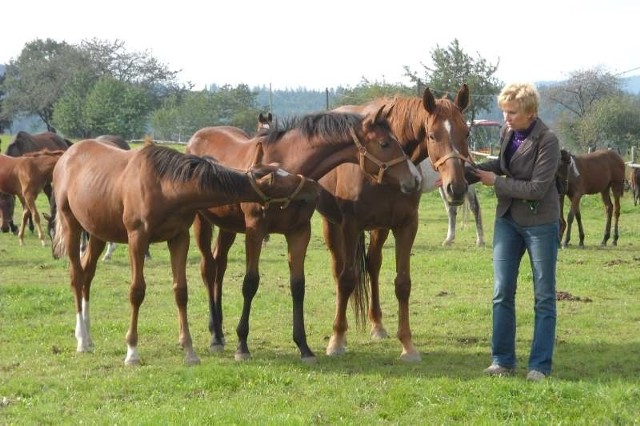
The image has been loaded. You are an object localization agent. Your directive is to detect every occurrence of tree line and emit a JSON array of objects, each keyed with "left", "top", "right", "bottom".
[{"left": 1, "top": 38, "right": 638, "bottom": 153}]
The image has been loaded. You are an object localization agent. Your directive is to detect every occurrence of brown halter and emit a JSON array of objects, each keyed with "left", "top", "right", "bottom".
[
  {"left": 348, "top": 127, "right": 409, "bottom": 184},
  {"left": 246, "top": 170, "right": 307, "bottom": 210}
]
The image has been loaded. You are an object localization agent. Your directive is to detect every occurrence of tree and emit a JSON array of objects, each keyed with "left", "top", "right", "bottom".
[
  {"left": 331, "top": 79, "right": 413, "bottom": 108},
  {"left": 540, "top": 67, "right": 626, "bottom": 151},
  {"left": 404, "top": 39, "right": 502, "bottom": 124},
  {"left": 1, "top": 39, "right": 83, "bottom": 131}
]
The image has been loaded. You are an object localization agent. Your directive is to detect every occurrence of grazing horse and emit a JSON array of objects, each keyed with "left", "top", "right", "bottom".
[
  {"left": 556, "top": 148, "right": 625, "bottom": 247},
  {"left": 629, "top": 167, "right": 640, "bottom": 206},
  {"left": 186, "top": 110, "right": 421, "bottom": 362},
  {"left": 419, "top": 158, "right": 485, "bottom": 246},
  {"left": 0, "top": 192, "right": 19, "bottom": 234},
  {"left": 50, "top": 139, "right": 320, "bottom": 365},
  {"left": 0, "top": 150, "right": 64, "bottom": 245},
  {"left": 325, "top": 85, "right": 470, "bottom": 361}
]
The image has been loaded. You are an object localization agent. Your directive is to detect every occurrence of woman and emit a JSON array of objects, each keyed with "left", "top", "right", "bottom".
[{"left": 468, "top": 82, "right": 560, "bottom": 381}]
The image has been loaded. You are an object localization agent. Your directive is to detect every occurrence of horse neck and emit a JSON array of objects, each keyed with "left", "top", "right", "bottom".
[
  {"left": 264, "top": 133, "right": 356, "bottom": 180},
  {"left": 172, "top": 173, "right": 264, "bottom": 211}
]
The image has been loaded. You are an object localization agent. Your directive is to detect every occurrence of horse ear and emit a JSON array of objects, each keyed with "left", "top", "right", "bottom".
[
  {"left": 454, "top": 84, "right": 470, "bottom": 112},
  {"left": 251, "top": 142, "right": 265, "bottom": 167},
  {"left": 373, "top": 105, "right": 386, "bottom": 125},
  {"left": 422, "top": 88, "right": 437, "bottom": 114},
  {"left": 267, "top": 112, "right": 273, "bottom": 121},
  {"left": 259, "top": 113, "right": 265, "bottom": 122}
]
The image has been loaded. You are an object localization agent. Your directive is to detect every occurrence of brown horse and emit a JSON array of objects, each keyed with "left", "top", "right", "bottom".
[
  {"left": 629, "top": 167, "right": 640, "bottom": 206},
  {"left": 50, "top": 139, "right": 320, "bottom": 366},
  {"left": 324, "top": 85, "right": 470, "bottom": 361},
  {"left": 5, "top": 131, "right": 73, "bottom": 231},
  {"left": 556, "top": 148, "right": 625, "bottom": 247},
  {"left": 186, "top": 110, "right": 421, "bottom": 362},
  {"left": 0, "top": 150, "right": 64, "bottom": 245}
]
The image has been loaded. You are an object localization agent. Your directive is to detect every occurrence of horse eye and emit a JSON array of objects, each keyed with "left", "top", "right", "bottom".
[{"left": 380, "top": 140, "right": 389, "bottom": 148}]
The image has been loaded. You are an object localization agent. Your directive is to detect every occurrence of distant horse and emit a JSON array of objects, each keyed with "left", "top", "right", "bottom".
[
  {"left": 257, "top": 112, "right": 273, "bottom": 132},
  {"left": 556, "top": 148, "right": 625, "bottom": 247},
  {"left": 0, "top": 150, "right": 64, "bottom": 245},
  {"left": 419, "top": 158, "right": 485, "bottom": 246},
  {"left": 5, "top": 131, "right": 73, "bottom": 231},
  {"left": 629, "top": 167, "right": 640, "bottom": 206},
  {"left": 0, "top": 192, "right": 19, "bottom": 234},
  {"left": 323, "top": 85, "right": 470, "bottom": 361},
  {"left": 50, "top": 140, "right": 320, "bottom": 365},
  {"left": 186, "top": 110, "right": 420, "bottom": 362}
]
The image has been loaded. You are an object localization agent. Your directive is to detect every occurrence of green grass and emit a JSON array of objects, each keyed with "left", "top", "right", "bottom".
[{"left": 1, "top": 147, "right": 639, "bottom": 423}]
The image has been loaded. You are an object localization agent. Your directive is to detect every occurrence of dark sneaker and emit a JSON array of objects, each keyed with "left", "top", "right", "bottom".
[
  {"left": 484, "top": 364, "right": 515, "bottom": 376},
  {"left": 526, "top": 370, "right": 546, "bottom": 381}
]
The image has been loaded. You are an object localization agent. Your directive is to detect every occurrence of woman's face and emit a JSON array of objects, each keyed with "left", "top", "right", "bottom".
[{"left": 501, "top": 100, "right": 534, "bottom": 131}]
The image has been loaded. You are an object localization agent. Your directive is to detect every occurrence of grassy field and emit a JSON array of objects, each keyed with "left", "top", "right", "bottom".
[{"left": 1, "top": 143, "right": 639, "bottom": 423}]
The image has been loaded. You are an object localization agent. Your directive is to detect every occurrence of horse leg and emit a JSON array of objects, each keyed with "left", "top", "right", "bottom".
[
  {"left": 234, "top": 228, "right": 264, "bottom": 361},
  {"left": 612, "top": 188, "right": 622, "bottom": 246},
  {"left": 123, "top": 232, "right": 150, "bottom": 366},
  {"left": 574, "top": 204, "right": 586, "bottom": 248},
  {"left": 192, "top": 213, "right": 224, "bottom": 351},
  {"left": 16, "top": 196, "right": 29, "bottom": 246},
  {"left": 439, "top": 187, "right": 456, "bottom": 246},
  {"left": 79, "top": 235, "right": 107, "bottom": 350},
  {"left": 467, "top": 185, "right": 485, "bottom": 246},
  {"left": 23, "top": 194, "right": 46, "bottom": 246},
  {"left": 285, "top": 224, "right": 316, "bottom": 362},
  {"left": 367, "top": 228, "right": 390, "bottom": 340},
  {"left": 558, "top": 194, "right": 567, "bottom": 242},
  {"left": 325, "top": 218, "right": 360, "bottom": 356},
  {"left": 599, "top": 190, "right": 613, "bottom": 246},
  {"left": 167, "top": 230, "right": 200, "bottom": 365},
  {"left": 212, "top": 229, "right": 237, "bottom": 351},
  {"left": 322, "top": 218, "right": 348, "bottom": 356},
  {"left": 392, "top": 217, "right": 421, "bottom": 362},
  {"left": 102, "top": 242, "right": 117, "bottom": 261}
]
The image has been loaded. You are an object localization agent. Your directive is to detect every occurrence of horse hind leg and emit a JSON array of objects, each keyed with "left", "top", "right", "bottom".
[
  {"left": 439, "top": 187, "right": 456, "bottom": 246},
  {"left": 102, "top": 242, "right": 117, "bottom": 261},
  {"left": 367, "top": 228, "right": 390, "bottom": 340},
  {"left": 467, "top": 186, "right": 485, "bottom": 246},
  {"left": 600, "top": 191, "right": 614, "bottom": 246}
]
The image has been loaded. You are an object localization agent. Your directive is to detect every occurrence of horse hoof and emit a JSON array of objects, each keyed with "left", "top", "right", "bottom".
[
  {"left": 326, "top": 346, "right": 346, "bottom": 356},
  {"left": 209, "top": 343, "right": 225, "bottom": 353},
  {"left": 442, "top": 240, "right": 454, "bottom": 247},
  {"left": 400, "top": 352, "right": 422, "bottom": 362},
  {"left": 370, "top": 327, "right": 389, "bottom": 340},
  {"left": 185, "top": 356, "right": 201, "bottom": 366},
  {"left": 301, "top": 355, "right": 317, "bottom": 364},
  {"left": 234, "top": 352, "right": 251, "bottom": 362}
]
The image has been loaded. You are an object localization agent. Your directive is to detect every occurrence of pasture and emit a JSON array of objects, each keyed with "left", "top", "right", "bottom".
[{"left": 1, "top": 146, "right": 640, "bottom": 423}]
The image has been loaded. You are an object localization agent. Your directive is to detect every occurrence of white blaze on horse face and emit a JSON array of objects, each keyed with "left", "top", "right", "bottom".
[{"left": 276, "top": 169, "right": 291, "bottom": 177}]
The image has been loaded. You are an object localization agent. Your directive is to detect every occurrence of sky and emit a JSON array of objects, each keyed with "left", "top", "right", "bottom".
[{"left": 2, "top": 0, "right": 639, "bottom": 91}]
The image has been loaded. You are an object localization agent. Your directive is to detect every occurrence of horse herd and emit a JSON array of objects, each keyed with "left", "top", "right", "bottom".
[{"left": 0, "top": 84, "right": 632, "bottom": 366}]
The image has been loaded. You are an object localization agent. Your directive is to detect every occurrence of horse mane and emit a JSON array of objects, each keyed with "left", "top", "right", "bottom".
[
  {"left": 140, "top": 144, "right": 246, "bottom": 194},
  {"left": 260, "top": 112, "right": 363, "bottom": 146}
]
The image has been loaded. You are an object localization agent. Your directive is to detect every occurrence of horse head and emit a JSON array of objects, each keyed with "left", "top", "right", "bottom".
[
  {"left": 354, "top": 106, "right": 421, "bottom": 193},
  {"left": 421, "top": 84, "right": 470, "bottom": 206},
  {"left": 556, "top": 149, "right": 576, "bottom": 195},
  {"left": 257, "top": 112, "right": 273, "bottom": 132}
]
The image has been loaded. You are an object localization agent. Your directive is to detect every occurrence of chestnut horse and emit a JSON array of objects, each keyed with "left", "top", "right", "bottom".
[
  {"left": 186, "top": 110, "right": 421, "bottom": 362},
  {"left": 556, "top": 148, "right": 625, "bottom": 247},
  {"left": 325, "top": 85, "right": 470, "bottom": 361},
  {"left": 50, "top": 139, "right": 320, "bottom": 365},
  {"left": 5, "top": 131, "right": 73, "bottom": 231},
  {"left": 0, "top": 150, "right": 64, "bottom": 245}
]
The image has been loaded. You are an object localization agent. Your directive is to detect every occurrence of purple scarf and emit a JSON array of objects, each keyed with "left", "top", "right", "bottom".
[{"left": 505, "top": 119, "right": 537, "bottom": 163}]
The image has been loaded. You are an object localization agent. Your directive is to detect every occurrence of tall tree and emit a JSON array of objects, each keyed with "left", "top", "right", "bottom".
[
  {"left": 404, "top": 38, "right": 502, "bottom": 124},
  {"left": 1, "top": 39, "right": 83, "bottom": 131},
  {"left": 331, "top": 79, "right": 413, "bottom": 108},
  {"left": 539, "top": 67, "right": 625, "bottom": 151}
]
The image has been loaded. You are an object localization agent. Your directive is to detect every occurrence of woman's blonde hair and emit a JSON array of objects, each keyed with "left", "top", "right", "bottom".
[{"left": 497, "top": 83, "right": 540, "bottom": 117}]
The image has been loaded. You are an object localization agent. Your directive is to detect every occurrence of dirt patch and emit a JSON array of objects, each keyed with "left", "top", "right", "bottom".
[{"left": 556, "top": 291, "right": 592, "bottom": 302}]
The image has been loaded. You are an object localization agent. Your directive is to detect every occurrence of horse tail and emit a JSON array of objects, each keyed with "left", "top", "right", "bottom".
[
  {"left": 51, "top": 197, "right": 66, "bottom": 260},
  {"left": 350, "top": 230, "right": 370, "bottom": 330}
]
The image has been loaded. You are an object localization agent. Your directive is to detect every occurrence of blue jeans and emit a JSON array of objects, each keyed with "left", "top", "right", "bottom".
[{"left": 491, "top": 214, "right": 558, "bottom": 374}]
